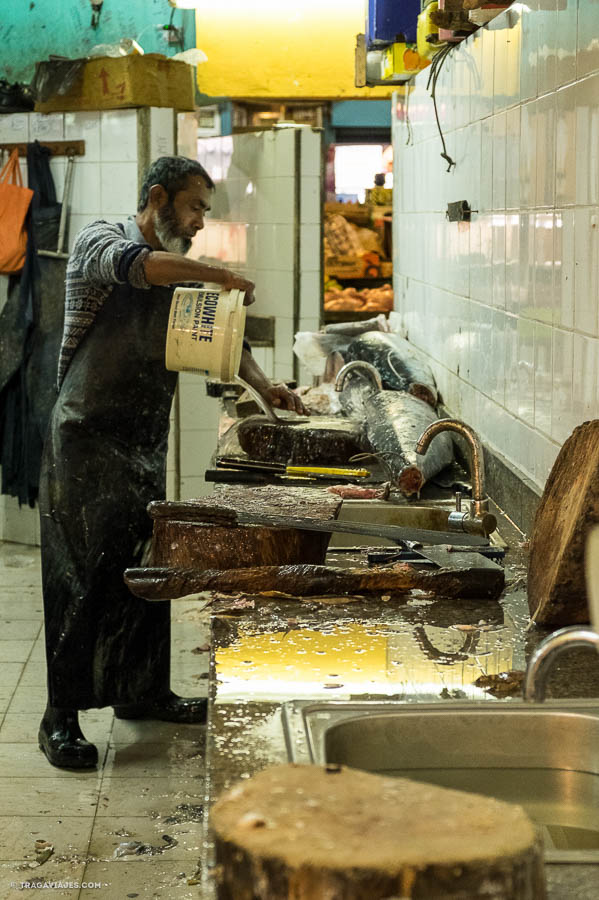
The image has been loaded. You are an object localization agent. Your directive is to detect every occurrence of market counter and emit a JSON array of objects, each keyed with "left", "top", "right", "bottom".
[{"left": 198, "top": 513, "right": 599, "bottom": 898}]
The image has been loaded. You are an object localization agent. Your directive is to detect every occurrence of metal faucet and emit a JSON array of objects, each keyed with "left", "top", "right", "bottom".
[
  {"left": 523, "top": 626, "right": 599, "bottom": 702},
  {"left": 335, "top": 361, "right": 383, "bottom": 393},
  {"left": 416, "top": 418, "right": 496, "bottom": 537}
]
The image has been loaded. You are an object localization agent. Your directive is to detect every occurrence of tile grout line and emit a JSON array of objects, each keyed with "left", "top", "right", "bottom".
[
  {"left": 1, "top": 546, "right": 210, "bottom": 894},
  {"left": 0, "top": 620, "right": 44, "bottom": 731},
  {"left": 79, "top": 711, "right": 116, "bottom": 893}
]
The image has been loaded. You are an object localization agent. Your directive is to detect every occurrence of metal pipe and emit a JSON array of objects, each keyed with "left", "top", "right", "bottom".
[
  {"left": 334, "top": 360, "right": 383, "bottom": 393},
  {"left": 523, "top": 626, "right": 599, "bottom": 702},
  {"left": 57, "top": 155, "right": 75, "bottom": 253},
  {"left": 38, "top": 155, "right": 75, "bottom": 260},
  {"left": 416, "top": 418, "right": 486, "bottom": 514}
]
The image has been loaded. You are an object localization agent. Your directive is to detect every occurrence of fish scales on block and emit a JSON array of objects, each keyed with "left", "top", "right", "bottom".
[{"left": 235, "top": 415, "right": 371, "bottom": 465}]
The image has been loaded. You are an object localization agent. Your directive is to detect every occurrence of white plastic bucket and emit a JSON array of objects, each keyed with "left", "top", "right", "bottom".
[{"left": 165, "top": 285, "right": 247, "bottom": 381}]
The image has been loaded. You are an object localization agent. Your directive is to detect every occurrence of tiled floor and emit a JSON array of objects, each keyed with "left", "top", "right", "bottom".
[{"left": 0, "top": 541, "right": 210, "bottom": 899}]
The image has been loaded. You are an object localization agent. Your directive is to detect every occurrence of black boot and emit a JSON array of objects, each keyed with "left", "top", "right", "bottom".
[
  {"left": 38, "top": 707, "right": 98, "bottom": 769},
  {"left": 113, "top": 690, "right": 207, "bottom": 724}
]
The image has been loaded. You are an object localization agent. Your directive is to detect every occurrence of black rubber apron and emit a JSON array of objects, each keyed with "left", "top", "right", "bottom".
[{"left": 39, "top": 222, "right": 177, "bottom": 709}]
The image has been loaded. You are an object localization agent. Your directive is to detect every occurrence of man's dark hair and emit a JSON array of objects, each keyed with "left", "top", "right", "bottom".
[
  {"left": 374, "top": 173, "right": 386, "bottom": 187},
  {"left": 138, "top": 156, "right": 215, "bottom": 211}
]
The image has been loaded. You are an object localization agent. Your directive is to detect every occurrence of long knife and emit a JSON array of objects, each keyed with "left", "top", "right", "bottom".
[{"left": 234, "top": 511, "right": 490, "bottom": 548}]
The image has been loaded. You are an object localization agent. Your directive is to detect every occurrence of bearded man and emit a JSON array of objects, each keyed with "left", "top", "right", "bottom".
[{"left": 37, "top": 156, "right": 306, "bottom": 769}]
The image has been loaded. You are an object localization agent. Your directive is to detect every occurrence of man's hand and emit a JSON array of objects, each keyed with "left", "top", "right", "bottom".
[
  {"left": 222, "top": 271, "right": 255, "bottom": 305},
  {"left": 262, "top": 383, "right": 310, "bottom": 416},
  {"left": 143, "top": 252, "right": 256, "bottom": 303},
  {"left": 238, "top": 349, "right": 309, "bottom": 416}
]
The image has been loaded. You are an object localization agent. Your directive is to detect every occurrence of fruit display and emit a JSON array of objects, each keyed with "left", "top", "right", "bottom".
[{"left": 324, "top": 283, "right": 393, "bottom": 313}]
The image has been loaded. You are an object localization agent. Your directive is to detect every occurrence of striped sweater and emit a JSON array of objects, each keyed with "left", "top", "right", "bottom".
[{"left": 58, "top": 218, "right": 152, "bottom": 388}]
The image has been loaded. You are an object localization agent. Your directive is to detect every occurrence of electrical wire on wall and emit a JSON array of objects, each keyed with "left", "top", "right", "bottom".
[{"left": 426, "top": 42, "right": 455, "bottom": 173}]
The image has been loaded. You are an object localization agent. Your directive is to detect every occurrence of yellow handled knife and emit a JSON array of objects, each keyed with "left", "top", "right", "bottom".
[{"left": 284, "top": 465, "right": 370, "bottom": 478}]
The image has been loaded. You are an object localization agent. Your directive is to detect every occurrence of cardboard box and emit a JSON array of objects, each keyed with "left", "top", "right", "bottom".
[
  {"left": 325, "top": 254, "right": 392, "bottom": 280},
  {"left": 324, "top": 255, "right": 365, "bottom": 279},
  {"left": 324, "top": 202, "right": 371, "bottom": 226},
  {"left": 35, "top": 54, "right": 195, "bottom": 113}
]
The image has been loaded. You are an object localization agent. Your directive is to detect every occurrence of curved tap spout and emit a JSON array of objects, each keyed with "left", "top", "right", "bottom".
[
  {"left": 523, "top": 626, "right": 599, "bottom": 702},
  {"left": 335, "top": 361, "right": 383, "bottom": 393},
  {"left": 416, "top": 418, "right": 487, "bottom": 516}
]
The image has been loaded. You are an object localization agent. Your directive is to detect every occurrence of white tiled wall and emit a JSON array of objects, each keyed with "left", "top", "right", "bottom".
[
  {"left": 393, "top": 0, "right": 599, "bottom": 492},
  {"left": 0, "top": 107, "right": 176, "bottom": 542},
  {"left": 192, "top": 127, "right": 322, "bottom": 378},
  {"left": 171, "top": 126, "right": 322, "bottom": 499}
]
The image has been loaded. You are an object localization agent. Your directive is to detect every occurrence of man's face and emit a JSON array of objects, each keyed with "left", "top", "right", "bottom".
[{"left": 153, "top": 176, "right": 212, "bottom": 254}]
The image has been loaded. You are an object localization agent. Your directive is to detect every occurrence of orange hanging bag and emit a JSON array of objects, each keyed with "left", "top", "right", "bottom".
[{"left": 0, "top": 148, "right": 34, "bottom": 274}]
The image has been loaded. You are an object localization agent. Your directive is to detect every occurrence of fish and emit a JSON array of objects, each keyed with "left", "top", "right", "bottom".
[
  {"left": 295, "top": 382, "right": 342, "bottom": 416},
  {"left": 362, "top": 391, "right": 454, "bottom": 496},
  {"left": 344, "top": 331, "right": 438, "bottom": 407}
]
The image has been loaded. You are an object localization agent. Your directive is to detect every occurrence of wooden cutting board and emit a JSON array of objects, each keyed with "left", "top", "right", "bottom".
[
  {"left": 146, "top": 485, "right": 341, "bottom": 570},
  {"left": 235, "top": 414, "right": 371, "bottom": 464},
  {"left": 211, "top": 764, "right": 545, "bottom": 900},
  {"left": 528, "top": 421, "right": 599, "bottom": 625}
]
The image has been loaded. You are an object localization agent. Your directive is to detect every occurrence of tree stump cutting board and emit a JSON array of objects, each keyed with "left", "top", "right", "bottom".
[
  {"left": 148, "top": 485, "right": 341, "bottom": 570},
  {"left": 528, "top": 421, "right": 599, "bottom": 625},
  {"left": 211, "top": 764, "right": 545, "bottom": 899}
]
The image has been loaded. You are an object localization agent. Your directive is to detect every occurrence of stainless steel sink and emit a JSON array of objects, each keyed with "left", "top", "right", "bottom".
[
  {"left": 330, "top": 499, "right": 458, "bottom": 547},
  {"left": 282, "top": 699, "right": 599, "bottom": 862}
]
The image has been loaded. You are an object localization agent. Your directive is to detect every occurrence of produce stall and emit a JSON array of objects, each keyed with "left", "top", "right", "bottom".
[{"left": 323, "top": 200, "right": 393, "bottom": 321}]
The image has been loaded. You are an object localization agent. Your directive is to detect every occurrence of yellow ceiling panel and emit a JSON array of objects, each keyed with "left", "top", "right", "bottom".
[{"left": 194, "top": 0, "right": 393, "bottom": 99}]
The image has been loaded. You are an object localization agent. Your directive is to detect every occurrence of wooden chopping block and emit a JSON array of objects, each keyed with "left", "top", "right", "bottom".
[
  {"left": 149, "top": 521, "right": 332, "bottom": 569},
  {"left": 528, "top": 421, "right": 599, "bottom": 625},
  {"left": 235, "top": 414, "right": 371, "bottom": 464},
  {"left": 125, "top": 560, "right": 506, "bottom": 602},
  {"left": 211, "top": 764, "right": 546, "bottom": 900},
  {"left": 147, "top": 486, "right": 341, "bottom": 570}
]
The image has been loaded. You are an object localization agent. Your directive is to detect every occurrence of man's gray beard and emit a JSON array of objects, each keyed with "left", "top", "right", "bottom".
[{"left": 153, "top": 206, "right": 192, "bottom": 256}]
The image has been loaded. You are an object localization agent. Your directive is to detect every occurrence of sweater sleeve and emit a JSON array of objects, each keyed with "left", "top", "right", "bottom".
[{"left": 70, "top": 221, "right": 152, "bottom": 291}]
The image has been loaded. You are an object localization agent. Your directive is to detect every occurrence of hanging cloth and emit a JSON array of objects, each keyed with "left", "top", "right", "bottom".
[{"left": 0, "top": 141, "right": 62, "bottom": 506}]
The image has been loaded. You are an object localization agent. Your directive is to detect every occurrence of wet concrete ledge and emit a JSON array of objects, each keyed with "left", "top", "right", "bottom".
[
  {"left": 199, "top": 505, "right": 599, "bottom": 897},
  {"left": 198, "top": 411, "right": 589, "bottom": 896},
  {"left": 483, "top": 443, "right": 542, "bottom": 538}
]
